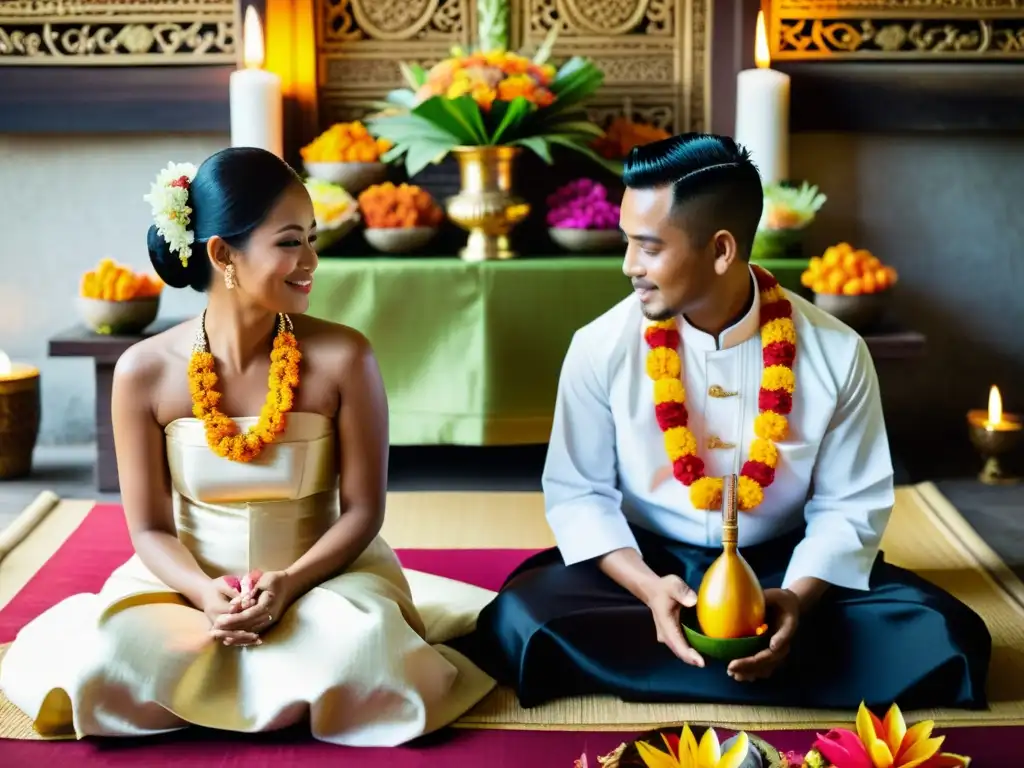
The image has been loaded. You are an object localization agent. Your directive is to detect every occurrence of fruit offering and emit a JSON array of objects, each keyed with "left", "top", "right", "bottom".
[
  {"left": 305, "top": 179, "right": 359, "bottom": 230},
  {"left": 358, "top": 182, "right": 443, "bottom": 229},
  {"left": 762, "top": 181, "right": 827, "bottom": 230},
  {"left": 546, "top": 178, "right": 620, "bottom": 230},
  {"left": 801, "top": 243, "right": 899, "bottom": 295},
  {"left": 591, "top": 117, "right": 671, "bottom": 160},
  {"left": 81, "top": 258, "right": 163, "bottom": 301},
  {"left": 300, "top": 121, "right": 392, "bottom": 163}
]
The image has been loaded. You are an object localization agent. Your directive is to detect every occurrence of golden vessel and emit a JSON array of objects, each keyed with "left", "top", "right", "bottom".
[
  {"left": 445, "top": 146, "right": 530, "bottom": 262},
  {"left": 696, "top": 475, "right": 767, "bottom": 639}
]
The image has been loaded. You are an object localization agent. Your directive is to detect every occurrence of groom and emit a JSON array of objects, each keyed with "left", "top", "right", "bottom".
[{"left": 453, "top": 133, "right": 991, "bottom": 709}]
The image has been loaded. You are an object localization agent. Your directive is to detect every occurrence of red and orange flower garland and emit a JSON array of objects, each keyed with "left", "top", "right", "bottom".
[
  {"left": 645, "top": 266, "right": 796, "bottom": 512},
  {"left": 187, "top": 312, "right": 301, "bottom": 463}
]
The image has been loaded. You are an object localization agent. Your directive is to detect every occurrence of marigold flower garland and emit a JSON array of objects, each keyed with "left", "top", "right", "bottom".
[
  {"left": 645, "top": 265, "right": 797, "bottom": 512},
  {"left": 188, "top": 312, "right": 301, "bottom": 462}
]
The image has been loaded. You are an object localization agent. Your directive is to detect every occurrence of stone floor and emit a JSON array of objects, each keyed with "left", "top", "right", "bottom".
[{"left": 2, "top": 443, "right": 1022, "bottom": 578}]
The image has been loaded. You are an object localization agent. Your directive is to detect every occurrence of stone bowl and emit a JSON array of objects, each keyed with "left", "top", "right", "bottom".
[
  {"left": 549, "top": 227, "right": 623, "bottom": 254},
  {"left": 364, "top": 226, "right": 438, "bottom": 254},
  {"left": 77, "top": 296, "right": 160, "bottom": 336},
  {"left": 313, "top": 214, "right": 360, "bottom": 253},
  {"left": 680, "top": 607, "right": 770, "bottom": 662},
  {"left": 303, "top": 161, "right": 388, "bottom": 194},
  {"left": 813, "top": 290, "right": 889, "bottom": 332}
]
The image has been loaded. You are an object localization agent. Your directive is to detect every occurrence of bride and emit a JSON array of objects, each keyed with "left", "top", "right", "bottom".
[{"left": 0, "top": 147, "right": 496, "bottom": 745}]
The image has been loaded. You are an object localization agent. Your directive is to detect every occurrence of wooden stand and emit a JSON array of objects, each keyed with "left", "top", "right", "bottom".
[{"left": 48, "top": 320, "right": 183, "bottom": 493}]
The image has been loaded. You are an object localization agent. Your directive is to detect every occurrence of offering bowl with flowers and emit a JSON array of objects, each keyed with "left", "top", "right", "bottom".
[
  {"left": 358, "top": 182, "right": 443, "bottom": 254},
  {"left": 301, "top": 121, "right": 392, "bottom": 194},
  {"left": 751, "top": 182, "right": 827, "bottom": 262},
  {"left": 304, "top": 179, "right": 361, "bottom": 253},
  {"left": 78, "top": 258, "right": 163, "bottom": 335},
  {"left": 547, "top": 178, "right": 623, "bottom": 253},
  {"left": 801, "top": 243, "right": 898, "bottom": 332}
]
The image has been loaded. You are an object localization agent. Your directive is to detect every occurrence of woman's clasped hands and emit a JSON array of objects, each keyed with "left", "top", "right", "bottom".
[{"left": 200, "top": 569, "right": 295, "bottom": 646}]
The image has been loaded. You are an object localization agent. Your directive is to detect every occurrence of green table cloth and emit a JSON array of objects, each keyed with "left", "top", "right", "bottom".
[{"left": 307, "top": 256, "right": 808, "bottom": 446}]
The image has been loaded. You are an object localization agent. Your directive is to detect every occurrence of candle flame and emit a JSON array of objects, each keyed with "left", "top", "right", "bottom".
[
  {"left": 988, "top": 385, "right": 1003, "bottom": 426},
  {"left": 0, "top": 350, "right": 10, "bottom": 377},
  {"left": 754, "top": 10, "right": 771, "bottom": 69},
  {"left": 243, "top": 5, "right": 265, "bottom": 69}
]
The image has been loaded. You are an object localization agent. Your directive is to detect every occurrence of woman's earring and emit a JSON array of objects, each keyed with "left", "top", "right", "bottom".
[{"left": 224, "top": 263, "right": 236, "bottom": 290}]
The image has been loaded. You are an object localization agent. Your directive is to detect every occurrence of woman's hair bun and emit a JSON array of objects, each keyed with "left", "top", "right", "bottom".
[{"left": 147, "top": 224, "right": 199, "bottom": 290}]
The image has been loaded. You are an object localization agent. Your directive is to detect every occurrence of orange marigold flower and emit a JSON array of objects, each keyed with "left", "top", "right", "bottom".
[
  {"left": 690, "top": 476, "right": 724, "bottom": 511},
  {"left": 646, "top": 347, "right": 681, "bottom": 381},
  {"left": 761, "top": 317, "right": 797, "bottom": 346},
  {"left": 761, "top": 364, "right": 796, "bottom": 394},
  {"left": 653, "top": 378, "right": 685, "bottom": 406},
  {"left": 755, "top": 412, "right": 789, "bottom": 442},
  {"left": 737, "top": 475, "right": 765, "bottom": 511},
  {"left": 664, "top": 426, "right": 698, "bottom": 461},
  {"left": 749, "top": 438, "right": 779, "bottom": 468}
]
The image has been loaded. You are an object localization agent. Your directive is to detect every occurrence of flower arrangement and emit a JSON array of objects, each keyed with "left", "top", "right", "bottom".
[
  {"left": 142, "top": 161, "right": 196, "bottom": 267},
  {"left": 367, "top": 39, "right": 611, "bottom": 176},
  {"left": 591, "top": 117, "right": 672, "bottom": 160},
  {"left": 547, "top": 179, "right": 620, "bottom": 230},
  {"left": 751, "top": 181, "right": 827, "bottom": 260},
  {"left": 801, "top": 243, "right": 898, "bottom": 296},
  {"left": 575, "top": 703, "right": 969, "bottom": 768},
  {"left": 81, "top": 258, "right": 163, "bottom": 301},
  {"left": 358, "top": 182, "right": 444, "bottom": 229},
  {"left": 300, "top": 121, "right": 392, "bottom": 164},
  {"left": 762, "top": 182, "right": 827, "bottom": 232}
]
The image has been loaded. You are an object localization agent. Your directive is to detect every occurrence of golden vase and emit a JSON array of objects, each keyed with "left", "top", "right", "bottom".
[
  {"left": 445, "top": 146, "right": 530, "bottom": 262},
  {"left": 696, "top": 475, "right": 767, "bottom": 639}
]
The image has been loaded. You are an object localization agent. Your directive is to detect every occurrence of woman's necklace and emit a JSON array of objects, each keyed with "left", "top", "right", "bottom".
[
  {"left": 645, "top": 265, "right": 797, "bottom": 512},
  {"left": 188, "top": 311, "right": 302, "bottom": 462}
]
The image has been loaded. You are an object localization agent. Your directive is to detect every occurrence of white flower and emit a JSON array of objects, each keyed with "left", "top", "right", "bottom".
[{"left": 143, "top": 161, "right": 198, "bottom": 267}]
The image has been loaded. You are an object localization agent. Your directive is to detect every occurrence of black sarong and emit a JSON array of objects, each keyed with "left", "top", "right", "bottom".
[{"left": 451, "top": 525, "right": 992, "bottom": 710}]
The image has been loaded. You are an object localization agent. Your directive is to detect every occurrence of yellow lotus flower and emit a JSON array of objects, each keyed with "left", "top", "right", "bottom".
[
  {"left": 854, "top": 702, "right": 970, "bottom": 768},
  {"left": 636, "top": 725, "right": 750, "bottom": 768}
]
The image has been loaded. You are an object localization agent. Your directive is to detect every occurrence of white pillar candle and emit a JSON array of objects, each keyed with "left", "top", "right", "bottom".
[
  {"left": 229, "top": 6, "right": 283, "bottom": 158},
  {"left": 734, "top": 11, "right": 789, "bottom": 185}
]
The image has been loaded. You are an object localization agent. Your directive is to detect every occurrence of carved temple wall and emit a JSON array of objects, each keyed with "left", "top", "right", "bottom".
[
  {"left": 770, "top": 0, "right": 1024, "bottom": 60},
  {"left": 314, "top": 0, "right": 711, "bottom": 134},
  {"left": 0, "top": 1, "right": 238, "bottom": 64}
]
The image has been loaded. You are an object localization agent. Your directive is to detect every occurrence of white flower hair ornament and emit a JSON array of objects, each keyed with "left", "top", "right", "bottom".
[{"left": 143, "top": 161, "right": 198, "bottom": 267}]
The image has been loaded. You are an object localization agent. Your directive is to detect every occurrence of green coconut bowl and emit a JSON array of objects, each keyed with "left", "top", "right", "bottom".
[{"left": 680, "top": 607, "right": 770, "bottom": 662}]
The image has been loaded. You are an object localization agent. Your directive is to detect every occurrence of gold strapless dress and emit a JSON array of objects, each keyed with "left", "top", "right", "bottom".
[{"left": 0, "top": 413, "right": 497, "bottom": 745}]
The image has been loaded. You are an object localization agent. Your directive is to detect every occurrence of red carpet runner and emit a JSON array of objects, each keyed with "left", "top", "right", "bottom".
[{"left": 0, "top": 504, "right": 1016, "bottom": 766}]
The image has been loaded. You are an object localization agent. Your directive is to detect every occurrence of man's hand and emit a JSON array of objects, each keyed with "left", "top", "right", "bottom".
[
  {"left": 727, "top": 587, "right": 800, "bottom": 682},
  {"left": 644, "top": 574, "right": 704, "bottom": 667}
]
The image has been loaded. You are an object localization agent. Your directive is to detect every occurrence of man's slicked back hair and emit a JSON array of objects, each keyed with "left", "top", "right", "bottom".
[{"left": 622, "top": 133, "right": 764, "bottom": 259}]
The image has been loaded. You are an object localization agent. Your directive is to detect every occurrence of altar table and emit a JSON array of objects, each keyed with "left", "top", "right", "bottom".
[{"left": 306, "top": 256, "right": 812, "bottom": 446}]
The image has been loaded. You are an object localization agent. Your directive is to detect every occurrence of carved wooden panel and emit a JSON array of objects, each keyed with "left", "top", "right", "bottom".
[
  {"left": 0, "top": 1, "right": 237, "bottom": 65},
  {"left": 512, "top": 0, "right": 710, "bottom": 133},
  {"left": 316, "top": 0, "right": 476, "bottom": 124},
  {"left": 315, "top": 0, "right": 710, "bottom": 133},
  {"left": 771, "top": 0, "right": 1024, "bottom": 60}
]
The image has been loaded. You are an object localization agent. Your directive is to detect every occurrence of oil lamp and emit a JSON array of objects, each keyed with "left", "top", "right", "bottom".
[{"left": 968, "top": 385, "right": 1021, "bottom": 485}]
